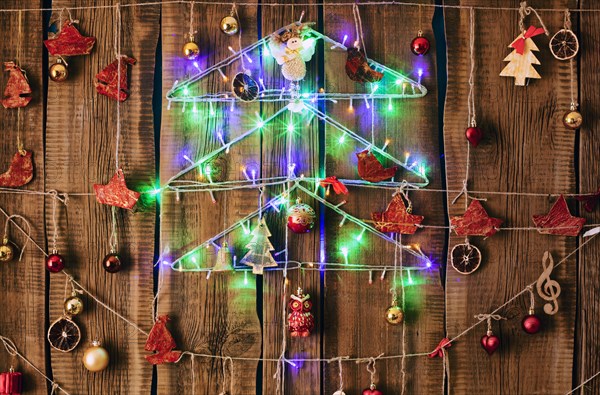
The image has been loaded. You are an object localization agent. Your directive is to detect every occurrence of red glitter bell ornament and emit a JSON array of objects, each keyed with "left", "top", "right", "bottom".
[
  {"left": 102, "top": 252, "right": 122, "bottom": 273},
  {"left": 362, "top": 383, "right": 383, "bottom": 395},
  {"left": 287, "top": 198, "right": 316, "bottom": 234},
  {"left": 411, "top": 31, "right": 430, "bottom": 56},
  {"left": 0, "top": 367, "right": 22, "bottom": 395},
  {"left": 522, "top": 308, "right": 542, "bottom": 334},
  {"left": 46, "top": 251, "right": 65, "bottom": 273}
]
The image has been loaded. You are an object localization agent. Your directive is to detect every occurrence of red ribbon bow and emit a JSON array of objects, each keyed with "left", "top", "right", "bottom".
[
  {"left": 428, "top": 337, "right": 451, "bottom": 358},
  {"left": 320, "top": 176, "right": 349, "bottom": 195},
  {"left": 511, "top": 25, "right": 546, "bottom": 55}
]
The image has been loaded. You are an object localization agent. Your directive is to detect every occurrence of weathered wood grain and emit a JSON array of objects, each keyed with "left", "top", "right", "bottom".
[
  {"left": 323, "top": 1, "right": 445, "bottom": 394},
  {"left": 260, "top": 1, "right": 321, "bottom": 394},
  {"left": 0, "top": 2, "right": 46, "bottom": 393},
  {"left": 575, "top": 3, "right": 600, "bottom": 394},
  {"left": 45, "top": 1, "right": 158, "bottom": 393},
  {"left": 443, "top": 1, "right": 577, "bottom": 394},
  {"left": 157, "top": 1, "right": 262, "bottom": 394}
]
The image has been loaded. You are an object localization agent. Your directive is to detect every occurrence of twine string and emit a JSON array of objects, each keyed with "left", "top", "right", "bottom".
[{"left": 518, "top": 1, "right": 549, "bottom": 35}]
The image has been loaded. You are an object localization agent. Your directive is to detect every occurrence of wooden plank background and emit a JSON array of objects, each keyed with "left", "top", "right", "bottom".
[{"left": 0, "top": 0, "right": 599, "bottom": 394}]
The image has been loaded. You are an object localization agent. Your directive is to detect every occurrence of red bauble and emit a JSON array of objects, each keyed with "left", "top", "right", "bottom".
[
  {"left": 102, "top": 253, "right": 122, "bottom": 273},
  {"left": 465, "top": 127, "right": 484, "bottom": 147},
  {"left": 287, "top": 200, "right": 316, "bottom": 234},
  {"left": 480, "top": 332, "right": 500, "bottom": 355},
  {"left": 521, "top": 314, "right": 542, "bottom": 334},
  {"left": 362, "top": 384, "right": 383, "bottom": 395},
  {"left": 46, "top": 253, "right": 65, "bottom": 273},
  {"left": 411, "top": 35, "right": 430, "bottom": 56}
]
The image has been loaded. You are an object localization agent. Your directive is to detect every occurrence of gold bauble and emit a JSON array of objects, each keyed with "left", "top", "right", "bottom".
[
  {"left": 385, "top": 305, "right": 404, "bottom": 325},
  {"left": 562, "top": 110, "right": 583, "bottom": 129},
  {"left": 182, "top": 41, "right": 200, "bottom": 60},
  {"left": 0, "top": 244, "right": 14, "bottom": 262},
  {"left": 49, "top": 62, "right": 69, "bottom": 82},
  {"left": 64, "top": 295, "right": 84, "bottom": 316},
  {"left": 220, "top": 16, "right": 239, "bottom": 35},
  {"left": 82, "top": 341, "right": 109, "bottom": 372}
]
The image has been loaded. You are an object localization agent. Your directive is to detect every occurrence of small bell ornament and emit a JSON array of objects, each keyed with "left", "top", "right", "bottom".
[
  {"left": 213, "top": 241, "right": 234, "bottom": 271},
  {"left": 385, "top": 298, "right": 404, "bottom": 325},
  {"left": 49, "top": 58, "right": 69, "bottom": 83},
  {"left": 410, "top": 30, "right": 430, "bottom": 56},
  {"left": 0, "top": 367, "right": 22, "bottom": 395},
  {"left": 287, "top": 198, "right": 316, "bottom": 234},
  {"left": 82, "top": 340, "right": 110, "bottom": 372},
  {"left": 102, "top": 251, "right": 122, "bottom": 273}
]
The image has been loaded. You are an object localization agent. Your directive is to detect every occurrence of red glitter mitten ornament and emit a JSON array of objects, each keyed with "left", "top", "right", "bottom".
[{"left": 93, "top": 169, "right": 140, "bottom": 210}]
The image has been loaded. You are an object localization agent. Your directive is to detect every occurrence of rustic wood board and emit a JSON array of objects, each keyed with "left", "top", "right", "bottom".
[
  {"left": 157, "top": 1, "right": 262, "bottom": 394},
  {"left": 323, "top": 1, "right": 445, "bottom": 394},
  {"left": 575, "top": 3, "right": 600, "bottom": 394},
  {"left": 45, "top": 1, "right": 158, "bottom": 393},
  {"left": 260, "top": 1, "right": 322, "bottom": 394},
  {"left": 443, "top": 1, "right": 577, "bottom": 394},
  {"left": 0, "top": 2, "right": 46, "bottom": 393}
]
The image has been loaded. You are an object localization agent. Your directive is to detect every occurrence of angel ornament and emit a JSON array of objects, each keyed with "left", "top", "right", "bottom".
[{"left": 268, "top": 24, "right": 316, "bottom": 82}]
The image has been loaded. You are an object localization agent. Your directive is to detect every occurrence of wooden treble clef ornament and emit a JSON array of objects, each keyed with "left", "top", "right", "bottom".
[{"left": 536, "top": 251, "right": 561, "bottom": 315}]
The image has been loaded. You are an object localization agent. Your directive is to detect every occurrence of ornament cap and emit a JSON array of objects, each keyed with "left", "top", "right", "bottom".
[
  {"left": 91, "top": 339, "right": 101, "bottom": 347},
  {"left": 528, "top": 307, "right": 535, "bottom": 315},
  {"left": 370, "top": 383, "right": 376, "bottom": 390},
  {"left": 487, "top": 330, "right": 493, "bottom": 337}
]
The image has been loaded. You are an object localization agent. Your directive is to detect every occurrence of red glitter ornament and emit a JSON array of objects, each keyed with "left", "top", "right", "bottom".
[
  {"left": 145, "top": 315, "right": 182, "bottom": 365},
  {"left": 319, "top": 176, "right": 348, "bottom": 195},
  {"left": 46, "top": 253, "right": 65, "bottom": 273},
  {"left": 465, "top": 127, "right": 484, "bottom": 147},
  {"left": 102, "top": 253, "right": 122, "bottom": 273},
  {"left": 95, "top": 56, "right": 136, "bottom": 102},
  {"left": 522, "top": 312, "right": 542, "bottom": 334},
  {"left": 371, "top": 193, "right": 424, "bottom": 234},
  {"left": 362, "top": 384, "right": 383, "bottom": 395},
  {"left": 576, "top": 187, "right": 600, "bottom": 212},
  {"left": 345, "top": 48, "right": 383, "bottom": 83},
  {"left": 411, "top": 33, "right": 430, "bottom": 56},
  {"left": 0, "top": 150, "right": 33, "bottom": 188},
  {"left": 288, "top": 288, "right": 314, "bottom": 337},
  {"left": 0, "top": 368, "right": 22, "bottom": 395},
  {"left": 2, "top": 62, "right": 31, "bottom": 109},
  {"left": 94, "top": 169, "right": 140, "bottom": 210},
  {"left": 356, "top": 150, "right": 397, "bottom": 183},
  {"left": 287, "top": 199, "right": 316, "bottom": 234},
  {"left": 480, "top": 331, "right": 500, "bottom": 355},
  {"left": 532, "top": 195, "right": 585, "bottom": 236},
  {"left": 450, "top": 200, "right": 503, "bottom": 238},
  {"left": 44, "top": 20, "right": 96, "bottom": 56}
]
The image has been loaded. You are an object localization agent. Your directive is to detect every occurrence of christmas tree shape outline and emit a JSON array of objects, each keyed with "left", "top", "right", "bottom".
[
  {"left": 240, "top": 217, "right": 278, "bottom": 274},
  {"left": 500, "top": 32, "right": 541, "bottom": 86}
]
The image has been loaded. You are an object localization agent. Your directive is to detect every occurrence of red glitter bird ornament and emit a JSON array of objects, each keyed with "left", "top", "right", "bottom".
[
  {"left": 145, "top": 315, "right": 182, "bottom": 365},
  {"left": 356, "top": 150, "right": 397, "bottom": 183},
  {"left": 450, "top": 200, "right": 503, "bottom": 238},
  {"left": 0, "top": 150, "right": 33, "bottom": 188},
  {"left": 95, "top": 56, "right": 136, "bottom": 101},
  {"left": 576, "top": 187, "right": 600, "bottom": 212},
  {"left": 532, "top": 195, "right": 585, "bottom": 236},
  {"left": 372, "top": 193, "right": 424, "bottom": 234},
  {"left": 94, "top": 169, "right": 140, "bottom": 210},
  {"left": 44, "top": 20, "right": 96, "bottom": 56},
  {"left": 2, "top": 62, "right": 31, "bottom": 109},
  {"left": 345, "top": 48, "right": 383, "bottom": 83},
  {"left": 288, "top": 288, "right": 314, "bottom": 337}
]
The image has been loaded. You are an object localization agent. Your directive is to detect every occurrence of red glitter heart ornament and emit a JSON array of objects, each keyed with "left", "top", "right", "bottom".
[
  {"left": 145, "top": 315, "right": 182, "bottom": 365},
  {"left": 356, "top": 150, "right": 397, "bottom": 183},
  {"left": 93, "top": 169, "right": 140, "bottom": 210},
  {"left": 532, "top": 195, "right": 585, "bottom": 236},
  {"left": 44, "top": 20, "right": 96, "bottom": 56},
  {"left": 480, "top": 333, "right": 500, "bottom": 355},
  {"left": 371, "top": 193, "right": 424, "bottom": 234},
  {"left": 362, "top": 384, "right": 383, "bottom": 395},
  {"left": 450, "top": 200, "right": 503, "bottom": 238}
]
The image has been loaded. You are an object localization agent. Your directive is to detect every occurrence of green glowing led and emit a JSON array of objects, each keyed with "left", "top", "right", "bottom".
[
  {"left": 287, "top": 122, "right": 295, "bottom": 133},
  {"left": 183, "top": 86, "right": 189, "bottom": 96},
  {"left": 338, "top": 135, "right": 345, "bottom": 144},
  {"left": 395, "top": 78, "right": 403, "bottom": 85}
]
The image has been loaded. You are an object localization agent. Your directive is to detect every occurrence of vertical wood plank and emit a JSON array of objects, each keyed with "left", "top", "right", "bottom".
[
  {"left": 260, "top": 2, "right": 321, "bottom": 394},
  {"left": 45, "top": 1, "right": 159, "bottom": 393},
  {"left": 0, "top": 2, "right": 46, "bottom": 393},
  {"left": 323, "top": 1, "right": 445, "bottom": 394},
  {"left": 575, "top": 3, "right": 600, "bottom": 394},
  {"left": 158, "top": 1, "right": 262, "bottom": 394},
  {"left": 443, "top": 1, "right": 577, "bottom": 394}
]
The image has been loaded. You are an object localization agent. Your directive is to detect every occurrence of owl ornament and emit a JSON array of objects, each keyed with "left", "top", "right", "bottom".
[
  {"left": 268, "top": 24, "right": 316, "bottom": 82},
  {"left": 288, "top": 287, "right": 315, "bottom": 337}
]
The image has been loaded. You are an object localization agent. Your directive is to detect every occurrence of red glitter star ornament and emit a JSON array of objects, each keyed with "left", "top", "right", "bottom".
[
  {"left": 576, "top": 187, "right": 600, "bottom": 212},
  {"left": 95, "top": 56, "right": 136, "bottom": 102},
  {"left": 93, "top": 169, "right": 140, "bottom": 210},
  {"left": 372, "top": 193, "right": 424, "bottom": 234},
  {"left": 450, "top": 200, "right": 503, "bottom": 238},
  {"left": 44, "top": 20, "right": 96, "bottom": 56},
  {"left": 356, "top": 150, "right": 397, "bottom": 183},
  {"left": 145, "top": 315, "right": 182, "bottom": 365},
  {"left": 532, "top": 195, "right": 585, "bottom": 236}
]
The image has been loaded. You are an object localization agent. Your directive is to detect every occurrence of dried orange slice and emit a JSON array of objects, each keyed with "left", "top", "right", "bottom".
[
  {"left": 232, "top": 72, "right": 259, "bottom": 102},
  {"left": 451, "top": 242, "right": 482, "bottom": 275},
  {"left": 47, "top": 316, "right": 81, "bottom": 352},
  {"left": 549, "top": 29, "right": 579, "bottom": 60}
]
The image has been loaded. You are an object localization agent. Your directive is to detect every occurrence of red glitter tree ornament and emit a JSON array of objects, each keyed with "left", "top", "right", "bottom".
[
  {"left": 356, "top": 150, "right": 397, "bottom": 183},
  {"left": 576, "top": 187, "right": 600, "bottom": 212},
  {"left": 95, "top": 56, "right": 136, "bottom": 102},
  {"left": 371, "top": 193, "right": 424, "bottom": 234},
  {"left": 44, "top": 20, "right": 96, "bottom": 56},
  {"left": 532, "top": 195, "right": 585, "bottom": 236},
  {"left": 345, "top": 48, "right": 383, "bottom": 83},
  {"left": 2, "top": 62, "right": 32, "bottom": 109},
  {"left": 93, "top": 169, "right": 140, "bottom": 210},
  {"left": 450, "top": 200, "right": 503, "bottom": 238},
  {"left": 0, "top": 150, "right": 33, "bottom": 188},
  {"left": 145, "top": 315, "right": 182, "bottom": 365}
]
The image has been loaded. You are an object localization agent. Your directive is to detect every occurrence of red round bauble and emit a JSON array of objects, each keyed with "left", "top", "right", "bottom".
[
  {"left": 411, "top": 35, "right": 430, "bottom": 56},
  {"left": 46, "top": 253, "right": 65, "bottom": 273},
  {"left": 465, "top": 127, "right": 484, "bottom": 147},
  {"left": 521, "top": 314, "right": 542, "bottom": 334},
  {"left": 480, "top": 332, "right": 500, "bottom": 355},
  {"left": 362, "top": 384, "right": 383, "bottom": 395},
  {"left": 287, "top": 200, "right": 316, "bottom": 234},
  {"left": 102, "top": 253, "right": 122, "bottom": 273}
]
